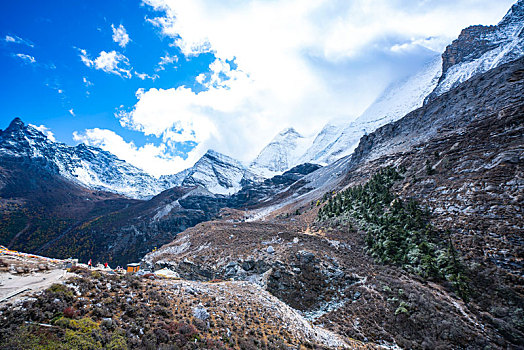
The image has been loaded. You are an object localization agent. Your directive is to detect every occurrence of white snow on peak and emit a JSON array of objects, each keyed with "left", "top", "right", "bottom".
[
  {"left": 0, "top": 120, "right": 255, "bottom": 199},
  {"left": 249, "top": 127, "right": 314, "bottom": 177},
  {"left": 182, "top": 150, "right": 258, "bottom": 195},
  {"left": 430, "top": 1, "right": 524, "bottom": 98},
  {"left": 299, "top": 55, "right": 442, "bottom": 166}
]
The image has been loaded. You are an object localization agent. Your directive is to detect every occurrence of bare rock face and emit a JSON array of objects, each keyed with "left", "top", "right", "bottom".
[
  {"left": 426, "top": 0, "right": 524, "bottom": 101},
  {"left": 440, "top": 25, "right": 498, "bottom": 73}
]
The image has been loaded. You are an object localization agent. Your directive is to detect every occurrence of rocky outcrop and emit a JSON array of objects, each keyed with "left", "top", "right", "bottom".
[
  {"left": 144, "top": 221, "right": 360, "bottom": 319},
  {"left": 228, "top": 163, "right": 321, "bottom": 209},
  {"left": 426, "top": 0, "right": 524, "bottom": 101}
]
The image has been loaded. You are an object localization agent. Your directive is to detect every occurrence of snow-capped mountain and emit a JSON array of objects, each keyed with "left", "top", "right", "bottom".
[
  {"left": 182, "top": 150, "right": 259, "bottom": 195},
  {"left": 249, "top": 128, "right": 313, "bottom": 177},
  {"left": 0, "top": 118, "right": 254, "bottom": 199},
  {"left": 0, "top": 118, "right": 168, "bottom": 199},
  {"left": 297, "top": 122, "right": 346, "bottom": 166},
  {"left": 254, "top": 1, "right": 523, "bottom": 171},
  {"left": 299, "top": 55, "right": 442, "bottom": 165},
  {"left": 426, "top": 0, "right": 524, "bottom": 101}
]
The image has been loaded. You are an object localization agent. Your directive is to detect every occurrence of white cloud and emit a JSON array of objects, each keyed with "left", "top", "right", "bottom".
[
  {"left": 128, "top": 0, "right": 514, "bottom": 165},
  {"left": 134, "top": 71, "right": 159, "bottom": 80},
  {"left": 69, "top": 109, "right": 76, "bottom": 117},
  {"left": 30, "top": 124, "right": 56, "bottom": 141},
  {"left": 14, "top": 53, "right": 36, "bottom": 64},
  {"left": 4, "top": 34, "right": 34, "bottom": 47},
  {"left": 82, "top": 76, "right": 93, "bottom": 87},
  {"left": 156, "top": 52, "right": 178, "bottom": 71},
  {"left": 73, "top": 128, "right": 200, "bottom": 176},
  {"left": 112, "top": 24, "right": 130, "bottom": 48},
  {"left": 79, "top": 49, "right": 132, "bottom": 78},
  {"left": 111, "top": 0, "right": 515, "bottom": 170}
]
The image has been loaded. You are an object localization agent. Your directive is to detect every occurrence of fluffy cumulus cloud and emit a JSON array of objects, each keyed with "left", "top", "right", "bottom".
[
  {"left": 73, "top": 128, "right": 201, "bottom": 176},
  {"left": 30, "top": 124, "right": 56, "bottom": 141},
  {"left": 114, "top": 0, "right": 514, "bottom": 167},
  {"left": 79, "top": 49, "right": 132, "bottom": 78},
  {"left": 112, "top": 24, "right": 130, "bottom": 48}
]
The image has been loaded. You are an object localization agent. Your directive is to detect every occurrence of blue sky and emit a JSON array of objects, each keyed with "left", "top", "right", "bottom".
[
  {"left": 0, "top": 0, "right": 516, "bottom": 175},
  {"left": 0, "top": 0, "right": 211, "bottom": 156}
]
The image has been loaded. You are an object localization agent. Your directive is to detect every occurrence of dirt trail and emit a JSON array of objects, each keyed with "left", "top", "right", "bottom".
[{"left": 0, "top": 269, "right": 72, "bottom": 303}]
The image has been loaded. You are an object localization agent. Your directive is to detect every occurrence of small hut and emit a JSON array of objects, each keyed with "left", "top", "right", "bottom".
[{"left": 126, "top": 263, "right": 140, "bottom": 273}]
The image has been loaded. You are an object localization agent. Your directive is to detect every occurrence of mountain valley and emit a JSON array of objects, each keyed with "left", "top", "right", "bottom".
[{"left": 0, "top": 2, "right": 523, "bottom": 349}]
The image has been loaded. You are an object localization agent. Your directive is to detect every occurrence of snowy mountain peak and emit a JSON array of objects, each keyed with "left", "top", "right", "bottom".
[
  {"left": 278, "top": 127, "right": 301, "bottom": 137},
  {"left": 500, "top": 0, "right": 524, "bottom": 27},
  {"left": 249, "top": 127, "right": 313, "bottom": 177},
  {"left": 300, "top": 55, "right": 442, "bottom": 166},
  {"left": 201, "top": 149, "right": 243, "bottom": 167},
  {"left": 0, "top": 118, "right": 169, "bottom": 199},
  {"left": 0, "top": 119, "right": 256, "bottom": 199},
  {"left": 6, "top": 117, "right": 24, "bottom": 130},
  {"left": 426, "top": 0, "right": 524, "bottom": 101},
  {"left": 182, "top": 149, "right": 256, "bottom": 195}
]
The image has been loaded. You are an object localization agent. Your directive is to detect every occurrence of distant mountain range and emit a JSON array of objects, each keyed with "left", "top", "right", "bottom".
[
  {"left": 0, "top": 0, "right": 522, "bottom": 267},
  {"left": 0, "top": 119, "right": 262, "bottom": 199},
  {"left": 3, "top": 0, "right": 521, "bottom": 200},
  {"left": 1, "top": 2, "right": 523, "bottom": 349}
]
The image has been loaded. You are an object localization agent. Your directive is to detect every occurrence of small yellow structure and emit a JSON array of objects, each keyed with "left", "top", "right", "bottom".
[{"left": 126, "top": 263, "right": 140, "bottom": 273}]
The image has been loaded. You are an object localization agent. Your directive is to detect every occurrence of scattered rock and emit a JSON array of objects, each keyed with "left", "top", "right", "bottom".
[{"left": 192, "top": 305, "right": 210, "bottom": 321}]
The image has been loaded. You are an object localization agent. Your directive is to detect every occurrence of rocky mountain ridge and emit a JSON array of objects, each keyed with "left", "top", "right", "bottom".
[
  {"left": 144, "top": 54, "right": 524, "bottom": 349},
  {"left": 426, "top": 0, "right": 524, "bottom": 101},
  {"left": 0, "top": 120, "right": 259, "bottom": 199}
]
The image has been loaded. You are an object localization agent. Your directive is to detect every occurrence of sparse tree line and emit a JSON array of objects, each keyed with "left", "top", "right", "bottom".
[{"left": 317, "top": 166, "right": 470, "bottom": 300}]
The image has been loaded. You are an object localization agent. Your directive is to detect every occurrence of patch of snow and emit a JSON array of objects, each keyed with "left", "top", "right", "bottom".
[
  {"left": 302, "top": 55, "right": 442, "bottom": 165},
  {"left": 250, "top": 128, "right": 314, "bottom": 176}
]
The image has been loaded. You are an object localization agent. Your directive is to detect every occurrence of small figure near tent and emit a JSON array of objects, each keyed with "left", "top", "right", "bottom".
[
  {"left": 104, "top": 262, "right": 109, "bottom": 269},
  {"left": 88, "top": 259, "right": 92, "bottom": 269}
]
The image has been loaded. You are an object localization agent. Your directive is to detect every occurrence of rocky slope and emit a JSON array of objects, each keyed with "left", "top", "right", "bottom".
[
  {"left": 426, "top": 0, "right": 524, "bottom": 101},
  {"left": 143, "top": 56, "right": 524, "bottom": 348},
  {"left": 346, "top": 56, "right": 524, "bottom": 276},
  {"left": 229, "top": 163, "right": 322, "bottom": 210},
  {"left": 0, "top": 266, "right": 374, "bottom": 349}
]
